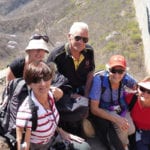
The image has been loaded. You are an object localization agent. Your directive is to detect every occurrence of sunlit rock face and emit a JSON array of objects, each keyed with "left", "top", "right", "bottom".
[{"left": 134, "top": 0, "right": 150, "bottom": 75}]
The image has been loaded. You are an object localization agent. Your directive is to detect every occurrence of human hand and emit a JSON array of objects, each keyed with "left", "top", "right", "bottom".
[
  {"left": 58, "top": 128, "right": 85, "bottom": 143},
  {"left": 69, "top": 134, "right": 85, "bottom": 143},
  {"left": 50, "top": 86, "right": 63, "bottom": 101},
  {"left": 70, "top": 93, "right": 81, "bottom": 98},
  {"left": 115, "top": 116, "right": 129, "bottom": 131}
]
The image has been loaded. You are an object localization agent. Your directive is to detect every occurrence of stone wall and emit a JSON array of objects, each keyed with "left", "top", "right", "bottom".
[{"left": 133, "top": 0, "right": 150, "bottom": 75}]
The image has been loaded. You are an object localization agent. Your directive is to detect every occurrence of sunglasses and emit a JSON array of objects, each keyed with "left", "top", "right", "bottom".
[
  {"left": 30, "top": 34, "right": 49, "bottom": 43},
  {"left": 32, "top": 75, "right": 51, "bottom": 83},
  {"left": 139, "top": 86, "right": 150, "bottom": 94},
  {"left": 109, "top": 68, "right": 125, "bottom": 74},
  {"left": 74, "top": 36, "right": 88, "bottom": 43}
]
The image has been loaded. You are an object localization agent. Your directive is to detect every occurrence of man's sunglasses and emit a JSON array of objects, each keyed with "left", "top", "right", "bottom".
[
  {"left": 30, "top": 34, "right": 49, "bottom": 43},
  {"left": 139, "top": 86, "right": 150, "bottom": 94},
  {"left": 74, "top": 36, "right": 88, "bottom": 43},
  {"left": 109, "top": 68, "right": 125, "bottom": 74}
]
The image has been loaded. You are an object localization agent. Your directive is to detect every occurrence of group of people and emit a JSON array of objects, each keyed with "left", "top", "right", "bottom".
[{"left": 4, "top": 21, "right": 150, "bottom": 150}]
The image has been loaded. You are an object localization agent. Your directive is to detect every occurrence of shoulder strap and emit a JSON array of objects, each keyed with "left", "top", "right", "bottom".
[
  {"left": 100, "top": 74, "right": 106, "bottom": 94},
  {"left": 14, "top": 79, "right": 26, "bottom": 94},
  {"left": 3, "top": 78, "right": 25, "bottom": 112},
  {"left": 10, "top": 80, "right": 38, "bottom": 131},
  {"left": 28, "top": 91, "right": 38, "bottom": 131},
  {"left": 1, "top": 78, "right": 23, "bottom": 104},
  {"left": 95, "top": 70, "right": 106, "bottom": 94},
  {"left": 128, "top": 94, "right": 138, "bottom": 111}
]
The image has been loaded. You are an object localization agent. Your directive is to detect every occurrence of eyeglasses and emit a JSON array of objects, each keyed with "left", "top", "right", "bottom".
[
  {"left": 109, "top": 68, "right": 125, "bottom": 74},
  {"left": 30, "top": 34, "right": 49, "bottom": 43},
  {"left": 139, "top": 86, "right": 150, "bottom": 94},
  {"left": 74, "top": 36, "right": 88, "bottom": 43},
  {"left": 32, "top": 75, "right": 51, "bottom": 83}
]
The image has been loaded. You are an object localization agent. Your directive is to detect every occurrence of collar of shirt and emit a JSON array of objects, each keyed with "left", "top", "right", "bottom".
[{"left": 72, "top": 54, "right": 84, "bottom": 70}]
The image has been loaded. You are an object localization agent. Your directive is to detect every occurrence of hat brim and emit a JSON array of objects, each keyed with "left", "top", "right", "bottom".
[
  {"left": 25, "top": 48, "right": 49, "bottom": 53},
  {"left": 25, "top": 39, "right": 49, "bottom": 53},
  {"left": 109, "top": 63, "right": 126, "bottom": 69},
  {"left": 138, "top": 82, "right": 150, "bottom": 90}
]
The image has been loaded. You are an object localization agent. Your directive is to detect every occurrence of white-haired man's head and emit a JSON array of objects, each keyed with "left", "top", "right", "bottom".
[{"left": 69, "top": 22, "right": 89, "bottom": 35}]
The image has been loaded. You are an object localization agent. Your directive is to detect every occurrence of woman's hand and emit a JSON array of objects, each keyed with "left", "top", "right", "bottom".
[
  {"left": 50, "top": 86, "right": 63, "bottom": 101},
  {"left": 57, "top": 127, "right": 85, "bottom": 143},
  {"left": 70, "top": 93, "right": 81, "bottom": 98},
  {"left": 115, "top": 115, "right": 129, "bottom": 131}
]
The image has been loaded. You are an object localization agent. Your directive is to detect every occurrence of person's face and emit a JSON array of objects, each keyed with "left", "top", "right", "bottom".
[
  {"left": 30, "top": 78, "right": 52, "bottom": 97},
  {"left": 138, "top": 86, "right": 150, "bottom": 107},
  {"left": 68, "top": 29, "right": 89, "bottom": 52},
  {"left": 27, "top": 49, "right": 47, "bottom": 62},
  {"left": 109, "top": 66, "right": 126, "bottom": 84}
]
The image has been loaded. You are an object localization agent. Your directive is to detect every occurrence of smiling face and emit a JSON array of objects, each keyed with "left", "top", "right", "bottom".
[
  {"left": 109, "top": 66, "right": 126, "bottom": 84},
  {"left": 30, "top": 79, "right": 52, "bottom": 97},
  {"left": 68, "top": 28, "right": 89, "bottom": 53},
  {"left": 137, "top": 77, "right": 150, "bottom": 107},
  {"left": 27, "top": 49, "right": 47, "bottom": 62},
  {"left": 138, "top": 85, "right": 150, "bottom": 107},
  {"left": 24, "top": 61, "right": 53, "bottom": 99}
]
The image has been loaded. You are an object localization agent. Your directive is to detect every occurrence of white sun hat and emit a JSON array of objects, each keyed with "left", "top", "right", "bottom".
[
  {"left": 25, "top": 39, "right": 49, "bottom": 53},
  {"left": 138, "top": 81, "right": 150, "bottom": 90}
]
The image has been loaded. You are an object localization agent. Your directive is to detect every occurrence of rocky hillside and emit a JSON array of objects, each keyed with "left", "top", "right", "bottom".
[{"left": 0, "top": 0, "right": 146, "bottom": 80}]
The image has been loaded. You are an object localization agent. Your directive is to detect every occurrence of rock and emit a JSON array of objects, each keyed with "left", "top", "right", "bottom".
[{"left": 0, "top": 136, "right": 10, "bottom": 150}]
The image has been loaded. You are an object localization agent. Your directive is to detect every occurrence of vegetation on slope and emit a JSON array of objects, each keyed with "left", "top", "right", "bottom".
[{"left": 0, "top": 0, "right": 146, "bottom": 80}]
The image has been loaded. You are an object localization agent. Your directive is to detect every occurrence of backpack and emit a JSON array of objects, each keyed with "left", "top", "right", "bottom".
[
  {"left": 56, "top": 71, "right": 107, "bottom": 123},
  {"left": 94, "top": 70, "right": 106, "bottom": 94},
  {"left": 0, "top": 78, "right": 38, "bottom": 150},
  {"left": 50, "top": 69, "right": 89, "bottom": 122}
]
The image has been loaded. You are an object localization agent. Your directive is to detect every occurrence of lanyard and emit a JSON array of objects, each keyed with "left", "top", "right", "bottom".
[
  {"left": 47, "top": 96, "right": 58, "bottom": 126},
  {"left": 108, "top": 79, "right": 122, "bottom": 106}
]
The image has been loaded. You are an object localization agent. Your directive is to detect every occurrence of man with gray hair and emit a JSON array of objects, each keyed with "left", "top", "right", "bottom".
[{"left": 47, "top": 22, "right": 95, "bottom": 136}]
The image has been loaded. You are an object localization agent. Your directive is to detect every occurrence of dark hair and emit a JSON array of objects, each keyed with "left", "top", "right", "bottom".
[{"left": 24, "top": 61, "right": 55, "bottom": 85}]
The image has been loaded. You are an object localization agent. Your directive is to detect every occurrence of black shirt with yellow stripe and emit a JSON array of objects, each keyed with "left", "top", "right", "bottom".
[{"left": 47, "top": 43, "right": 95, "bottom": 95}]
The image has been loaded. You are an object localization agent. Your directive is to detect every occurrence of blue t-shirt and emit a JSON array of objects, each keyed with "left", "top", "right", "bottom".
[{"left": 89, "top": 71, "right": 136, "bottom": 110}]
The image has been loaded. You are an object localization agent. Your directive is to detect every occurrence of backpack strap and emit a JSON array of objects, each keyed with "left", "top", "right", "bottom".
[
  {"left": 28, "top": 90, "right": 38, "bottom": 131},
  {"left": 95, "top": 70, "right": 106, "bottom": 94},
  {"left": 28, "top": 97, "right": 38, "bottom": 131},
  {"left": 128, "top": 94, "right": 138, "bottom": 111},
  {"left": 14, "top": 79, "right": 26, "bottom": 94},
  {"left": 1, "top": 78, "right": 23, "bottom": 110},
  {"left": 100, "top": 74, "right": 106, "bottom": 95},
  {"left": 11, "top": 80, "right": 38, "bottom": 131},
  {"left": 14, "top": 81, "right": 38, "bottom": 131},
  {"left": 3, "top": 79, "right": 26, "bottom": 123}
]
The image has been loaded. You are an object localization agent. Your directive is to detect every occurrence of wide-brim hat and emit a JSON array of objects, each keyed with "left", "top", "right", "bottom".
[
  {"left": 108, "top": 55, "right": 126, "bottom": 69},
  {"left": 25, "top": 39, "right": 49, "bottom": 53},
  {"left": 138, "top": 81, "right": 150, "bottom": 90}
]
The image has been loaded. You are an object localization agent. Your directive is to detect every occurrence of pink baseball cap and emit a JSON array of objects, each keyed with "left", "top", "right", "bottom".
[{"left": 108, "top": 55, "right": 126, "bottom": 69}]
